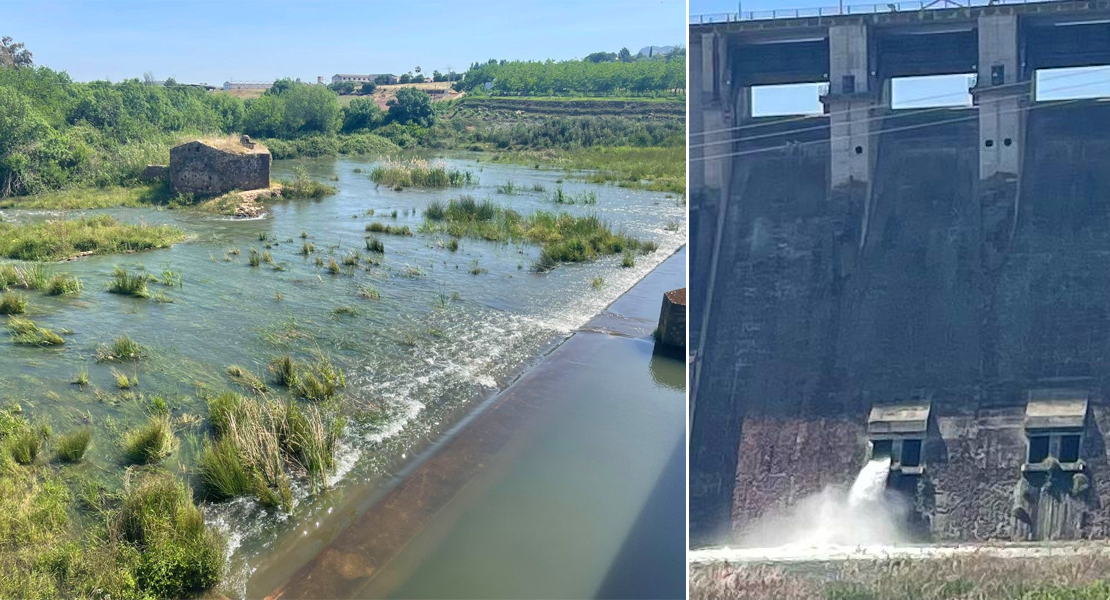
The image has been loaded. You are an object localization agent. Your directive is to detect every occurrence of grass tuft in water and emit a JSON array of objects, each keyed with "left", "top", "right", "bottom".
[
  {"left": 198, "top": 436, "right": 253, "bottom": 500},
  {"left": 7, "top": 316, "right": 64, "bottom": 345},
  {"left": 72, "top": 368, "right": 89, "bottom": 386},
  {"left": 357, "top": 284, "right": 381, "bottom": 300},
  {"left": 97, "top": 334, "right": 145, "bottom": 362},
  {"left": 300, "top": 241, "right": 315, "bottom": 255},
  {"left": 268, "top": 355, "right": 298, "bottom": 388},
  {"left": 45, "top": 274, "right": 81, "bottom": 295},
  {"left": 369, "top": 158, "right": 473, "bottom": 189},
  {"left": 0, "top": 292, "right": 27, "bottom": 315},
  {"left": 280, "top": 165, "right": 338, "bottom": 199},
  {"left": 122, "top": 414, "right": 176, "bottom": 464},
  {"left": 365, "top": 222, "right": 412, "bottom": 236},
  {"left": 227, "top": 364, "right": 268, "bottom": 393},
  {"left": 364, "top": 236, "right": 384, "bottom": 253},
  {"left": 326, "top": 257, "right": 341, "bottom": 275},
  {"left": 55, "top": 427, "right": 92, "bottom": 462},
  {"left": 108, "top": 267, "right": 149, "bottom": 298},
  {"left": 591, "top": 276, "right": 605, "bottom": 289}
]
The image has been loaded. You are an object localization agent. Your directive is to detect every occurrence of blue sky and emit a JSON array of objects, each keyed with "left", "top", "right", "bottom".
[
  {"left": 693, "top": 0, "right": 1110, "bottom": 115},
  {"left": 7, "top": 0, "right": 684, "bottom": 84}
]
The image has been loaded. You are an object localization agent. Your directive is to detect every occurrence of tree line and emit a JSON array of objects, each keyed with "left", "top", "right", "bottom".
[
  {"left": 0, "top": 63, "right": 435, "bottom": 196},
  {"left": 455, "top": 51, "right": 685, "bottom": 98}
]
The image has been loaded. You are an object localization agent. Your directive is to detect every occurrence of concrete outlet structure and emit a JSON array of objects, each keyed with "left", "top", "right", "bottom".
[{"left": 690, "top": 0, "right": 1110, "bottom": 543}]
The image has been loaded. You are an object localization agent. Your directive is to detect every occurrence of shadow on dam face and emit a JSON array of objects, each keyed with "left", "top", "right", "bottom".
[{"left": 690, "top": 101, "right": 1110, "bottom": 544}]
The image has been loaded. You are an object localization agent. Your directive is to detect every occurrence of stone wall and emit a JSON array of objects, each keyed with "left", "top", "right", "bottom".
[
  {"left": 169, "top": 141, "right": 271, "bottom": 195},
  {"left": 692, "top": 102, "right": 1110, "bottom": 543}
]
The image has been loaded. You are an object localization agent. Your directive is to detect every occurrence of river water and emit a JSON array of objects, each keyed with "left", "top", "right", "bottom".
[{"left": 0, "top": 154, "right": 685, "bottom": 597}]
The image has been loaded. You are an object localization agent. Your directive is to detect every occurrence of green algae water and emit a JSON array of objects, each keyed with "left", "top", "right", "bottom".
[{"left": 0, "top": 154, "right": 685, "bottom": 598}]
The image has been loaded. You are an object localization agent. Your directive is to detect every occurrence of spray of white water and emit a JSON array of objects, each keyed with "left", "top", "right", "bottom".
[{"left": 734, "top": 457, "right": 908, "bottom": 552}]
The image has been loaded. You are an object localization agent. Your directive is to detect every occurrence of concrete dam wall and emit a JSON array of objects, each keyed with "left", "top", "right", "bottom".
[{"left": 691, "top": 101, "right": 1110, "bottom": 543}]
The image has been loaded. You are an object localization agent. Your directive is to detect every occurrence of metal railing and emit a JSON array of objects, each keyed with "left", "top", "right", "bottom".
[{"left": 690, "top": 0, "right": 1045, "bottom": 24}]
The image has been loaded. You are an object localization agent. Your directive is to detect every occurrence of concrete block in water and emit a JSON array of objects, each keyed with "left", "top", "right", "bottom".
[{"left": 657, "top": 288, "right": 686, "bottom": 349}]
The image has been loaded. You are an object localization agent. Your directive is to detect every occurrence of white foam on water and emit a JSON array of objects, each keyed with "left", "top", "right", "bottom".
[{"left": 731, "top": 457, "right": 907, "bottom": 552}]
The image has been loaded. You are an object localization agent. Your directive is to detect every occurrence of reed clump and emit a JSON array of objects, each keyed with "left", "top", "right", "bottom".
[
  {"left": 201, "top": 392, "right": 345, "bottom": 507},
  {"left": 96, "top": 334, "right": 145, "bottom": 362},
  {"left": 0, "top": 292, "right": 27, "bottom": 315},
  {"left": 55, "top": 427, "right": 92, "bottom": 462},
  {"left": 108, "top": 267, "right": 149, "bottom": 297},
  {"left": 420, "top": 196, "right": 647, "bottom": 271},
  {"left": 122, "top": 414, "right": 176, "bottom": 464},
  {"left": 365, "top": 222, "right": 412, "bottom": 236},
  {"left": 369, "top": 158, "right": 473, "bottom": 189}
]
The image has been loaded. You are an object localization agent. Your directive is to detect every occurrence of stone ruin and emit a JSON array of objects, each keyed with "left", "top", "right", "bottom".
[{"left": 165, "top": 138, "right": 271, "bottom": 195}]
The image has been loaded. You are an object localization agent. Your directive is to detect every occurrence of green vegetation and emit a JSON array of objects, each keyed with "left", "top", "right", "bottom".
[
  {"left": 548, "top": 186, "right": 597, "bottom": 205},
  {"left": 494, "top": 146, "right": 685, "bottom": 194},
  {"left": 122, "top": 414, "right": 176, "bottom": 464},
  {"left": 421, "top": 195, "right": 650, "bottom": 270},
  {"left": 0, "top": 184, "right": 172, "bottom": 209},
  {"left": 364, "top": 236, "right": 384, "bottom": 253},
  {"left": 108, "top": 266, "right": 150, "bottom": 297},
  {"left": 227, "top": 364, "right": 268, "bottom": 393},
  {"left": 55, "top": 427, "right": 91, "bottom": 462},
  {"left": 0, "top": 291, "right": 26, "bottom": 314},
  {"left": 0, "top": 262, "right": 48, "bottom": 290},
  {"left": 621, "top": 252, "right": 635, "bottom": 268},
  {"left": 7, "top": 315, "right": 64, "bottom": 345},
  {"left": 366, "top": 222, "right": 413, "bottom": 236},
  {"left": 4, "top": 425, "right": 44, "bottom": 464},
  {"left": 45, "top": 273, "right": 81, "bottom": 295},
  {"left": 119, "top": 472, "right": 225, "bottom": 597},
  {"left": 268, "top": 353, "right": 345, "bottom": 402},
  {"left": 202, "top": 392, "right": 345, "bottom": 507},
  {"left": 0, "top": 216, "right": 185, "bottom": 261},
  {"left": 369, "top": 158, "right": 474, "bottom": 188},
  {"left": 280, "top": 165, "right": 337, "bottom": 199},
  {"left": 96, "top": 334, "right": 145, "bottom": 361},
  {"left": 72, "top": 368, "right": 88, "bottom": 386},
  {"left": 456, "top": 52, "right": 685, "bottom": 98},
  {"left": 591, "top": 276, "right": 605, "bottom": 289},
  {"left": 357, "top": 284, "right": 381, "bottom": 300}
]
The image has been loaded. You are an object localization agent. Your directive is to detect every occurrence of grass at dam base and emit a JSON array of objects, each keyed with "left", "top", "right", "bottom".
[{"left": 689, "top": 546, "right": 1110, "bottom": 600}]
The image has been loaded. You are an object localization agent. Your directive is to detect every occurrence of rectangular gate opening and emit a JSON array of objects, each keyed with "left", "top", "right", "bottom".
[
  {"left": 751, "top": 82, "right": 824, "bottom": 117},
  {"left": 1035, "top": 66, "right": 1110, "bottom": 101},
  {"left": 890, "top": 74, "right": 974, "bottom": 109}
]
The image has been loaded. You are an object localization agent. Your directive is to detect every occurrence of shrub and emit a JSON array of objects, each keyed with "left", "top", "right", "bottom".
[
  {"left": 365, "top": 236, "right": 384, "bottom": 253},
  {"left": 119, "top": 472, "right": 225, "bottom": 597}
]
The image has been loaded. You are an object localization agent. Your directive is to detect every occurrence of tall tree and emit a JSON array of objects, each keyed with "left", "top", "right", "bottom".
[
  {"left": 387, "top": 87, "right": 435, "bottom": 127},
  {"left": 618, "top": 47, "right": 633, "bottom": 63},
  {"left": 0, "top": 36, "right": 34, "bottom": 68}
]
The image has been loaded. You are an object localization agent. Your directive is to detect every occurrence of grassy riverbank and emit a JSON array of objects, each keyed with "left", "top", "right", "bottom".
[
  {"left": 0, "top": 216, "right": 186, "bottom": 261},
  {"left": 489, "top": 146, "right": 684, "bottom": 194},
  {"left": 690, "top": 554, "right": 1110, "bottom": 600}
]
